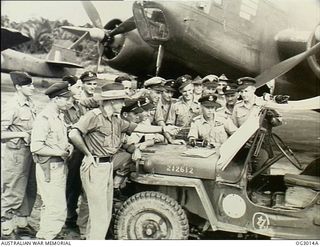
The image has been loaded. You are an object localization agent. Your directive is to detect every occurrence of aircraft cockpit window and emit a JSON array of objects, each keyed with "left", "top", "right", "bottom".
[{"left": 143, "top": 8, "right": 169, "bottom": 41}]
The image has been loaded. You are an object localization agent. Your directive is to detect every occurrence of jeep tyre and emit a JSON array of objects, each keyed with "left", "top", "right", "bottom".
[{"left": 114, "top": 191, "right": 189, "bottom": 239}]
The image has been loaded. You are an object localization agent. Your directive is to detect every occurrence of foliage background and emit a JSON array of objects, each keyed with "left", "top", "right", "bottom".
[{"left": 1, "top": 15, "right": 99, "bottom": 65}]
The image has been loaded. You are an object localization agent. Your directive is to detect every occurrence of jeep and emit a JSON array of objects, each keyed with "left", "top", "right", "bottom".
[{"left": 113, "top": 107, "right": 320, "bottom": 240}]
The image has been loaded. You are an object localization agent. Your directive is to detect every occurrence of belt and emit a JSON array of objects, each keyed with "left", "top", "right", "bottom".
[
  {"left": 94, "top": 156, "right": 112, "bottom": 163},
  {"left": 50, "top": 157, "right": 64, "bottom": 163}
]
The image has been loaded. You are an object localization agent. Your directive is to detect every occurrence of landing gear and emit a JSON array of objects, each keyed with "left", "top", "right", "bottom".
[{"left": 114, "top": 191, "right": 189, "bottom": 239}]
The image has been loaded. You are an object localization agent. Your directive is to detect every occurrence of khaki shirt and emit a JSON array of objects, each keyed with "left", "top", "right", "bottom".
[
  {"left": 31, "top": 102, "right": 69, "bottom": 154},
  {"left": 154, "top": 97, "right": 175, "bottom": 124},
  {"left": 232, "top": 96, "right": 265, "bottom": 127},
  {"left": 73, "top": 108, "right": 137, "bottom": 157},
  {"left": 64, "top": 101, "right": 87, "bottom": 125},
  {"left": 1, "top": 94, "right": 36, "bottom": 147},
  {"left": 166, "top": 98, "right": 201, "bottom": 127},
  {"left": 188, "top": 115, "right": 237, "bottom": 147}
]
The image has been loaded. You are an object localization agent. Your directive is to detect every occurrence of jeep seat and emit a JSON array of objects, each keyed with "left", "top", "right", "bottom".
[
  {"left": 284, "top": 174, "right": 320, "bottom": 191},
  {"left": 140, "top": 144, "right": 219, "bottom": 180}
]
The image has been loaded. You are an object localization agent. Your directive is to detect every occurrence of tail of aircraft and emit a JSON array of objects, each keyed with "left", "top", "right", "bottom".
[{"left": 45, "top": 40, "right": 83, "bottom": 68}]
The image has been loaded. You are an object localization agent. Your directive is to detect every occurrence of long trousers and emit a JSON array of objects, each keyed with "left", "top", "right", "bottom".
[
  {"left": 1, "top": 145, "right": 36, "bottom": 234},
  {"left": 80, "top": 161, "right": 113, "bottom": 240},
  {"left": 36, "top": 161, "right": 67, "bottom": 240},
  {"left": 66, "top": 149, "right": 83, "bottom": 223}
]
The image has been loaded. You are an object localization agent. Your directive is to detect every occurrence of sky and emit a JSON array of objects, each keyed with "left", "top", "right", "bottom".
[
  {"left": 1, "top": 0, "right": 319, "bottom": 28},
  {"left": 1, "top": 1, "right": 133, "bottom": 26}
]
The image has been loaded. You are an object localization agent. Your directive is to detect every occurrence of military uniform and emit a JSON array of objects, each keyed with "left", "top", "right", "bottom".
[
  {"left": 1, "top": 72, "right": 37, "bottom": 238},
  {"left": 188, "top": 115, "right": 237, "bottom": 147},
  {"left": 30, "top": 82, "right": 72, "bottom": 240},
  {"left": 71, "top": 84, "right": 137, "bottom": 240},
  {"left": 232, "top": 96, "right": 266, "bottom": 127},
  {"left": 166, "top": 98, "right": 201, "bottom": 127}
]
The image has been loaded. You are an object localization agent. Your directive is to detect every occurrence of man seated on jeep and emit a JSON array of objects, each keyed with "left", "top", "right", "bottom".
[{"left": 188, "top": 94, "right": 237, "bottom": 148}]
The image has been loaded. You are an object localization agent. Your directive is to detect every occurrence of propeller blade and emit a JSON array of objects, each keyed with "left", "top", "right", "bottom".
[
  {"left": 109, "top": 16, "right": 136, "bottom": 37},
  {"left": 256, "top": 42, "right": 320, "bottom": 88},
  {"left": 62, "top": 26, "right": 105, "bottom": 41},
  {"left": 61, "top": 26, "right": 93, "bottom": 36},
  {"left": 96, "top": 42, "right": 104, "bottom": 73},
  {"left": 81, "top": 1, "right": 103, "bottom": 28},
  {"left": 68, "top": 32, "right": 89, "bottom": 49}
]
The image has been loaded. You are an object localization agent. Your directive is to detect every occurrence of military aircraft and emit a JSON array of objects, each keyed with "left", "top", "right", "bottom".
[
  {"left": 1, "top": 27, "right": 83, "bottom": 79},
  {"left": 61, "top": 0, "right": 319, "bottom": 100}
]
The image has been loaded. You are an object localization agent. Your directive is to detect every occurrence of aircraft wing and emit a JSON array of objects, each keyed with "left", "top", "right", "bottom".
[
  {"left": 1, "top": 27, "right": 30, "bottom": 51},
  {"left": 45, "top": 60, "right": 83, "bottom": 68}
]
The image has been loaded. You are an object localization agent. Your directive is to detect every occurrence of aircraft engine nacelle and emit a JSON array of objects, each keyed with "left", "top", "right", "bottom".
[
  {"left": 102, "top": 19, "right": 157, "bottom": 78},
  {"left": 307, "top": 25, "right": 320, "bottom": 80}
]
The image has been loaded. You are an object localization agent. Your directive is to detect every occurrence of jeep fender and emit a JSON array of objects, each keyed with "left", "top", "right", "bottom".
[{"left": 130, "top": 172, "right": 219, "bottom": 231}]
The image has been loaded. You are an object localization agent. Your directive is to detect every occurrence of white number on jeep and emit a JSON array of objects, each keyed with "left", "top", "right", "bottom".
[{"left": 166, "top": 165, "right": 194, "bottom": 174}]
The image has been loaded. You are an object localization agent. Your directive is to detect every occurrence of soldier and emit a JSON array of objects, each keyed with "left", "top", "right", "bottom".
[
  {"left": 61, "top": 75, "right": 87, "bottom": 231},
  {"left": 115, "top": 75, "right": 134, "bottom": 97},
  {"left": 188, "top": 94, "right": 237, "bottom": 148},
  {"left": 79, "top": 71, "right": 98, "bottom": 98},
  {"left": 221, "top": 84, "right": 239, "bottom": 118},
  {"left": 231, "top": 77, "right": 285, "bottom": 174},
  {"left": 68, "top": 83, "right": 179, "bottom": 240},
  {"left": 166, "top": 76, "right": 202, "bottom": 127},
  {"left": 30, "top": 82, "right": 74, "bottom": 240},
  {"left": 192, "top": 76, "right": 203, "bottom": 102},
  {"left": 154, "top": 80, "right": 184, "bottom": 144},
  {"left": 216, "top": 74, "right": 230, "bottom": 106},
  {"left": 154, "top": 79, "right": 175, "bottom": 126},
  {"left": 144, "top": 76, "right": 166, "bottom": 104},
  {"left": 1, "top": 71, "right": 37, "bottom": 239},
  {"left": 126, "top": 98, "right": 165, "bottom": 152},
  {"left": 232, "top": 77, "right": 266, "bottom": 127},
  {"left": 202, "top": 75, "right": 219, "bottom": 96}
]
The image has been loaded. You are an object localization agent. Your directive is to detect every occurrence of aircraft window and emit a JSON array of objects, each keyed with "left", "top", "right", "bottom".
[{"left": 143, "top": 8, "right": 169, "bottom": 41}]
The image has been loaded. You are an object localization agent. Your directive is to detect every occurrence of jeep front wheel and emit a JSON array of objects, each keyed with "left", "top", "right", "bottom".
[{"left": 114, "top": 191, "right": 189, "bottom": 239}]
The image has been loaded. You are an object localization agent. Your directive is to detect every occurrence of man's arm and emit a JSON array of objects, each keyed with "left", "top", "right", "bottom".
[
  {"left": 1, "top": 131, "right": 29, "bottom": 141},
  {"left": 68, "top": 129, "right": 91, "bottom": 156},
  {"left": 69, "top": 128, "right": 96, "bottom": 172},
  {"left": 134, "top": 124, "right": 179, "bottom": 136}
]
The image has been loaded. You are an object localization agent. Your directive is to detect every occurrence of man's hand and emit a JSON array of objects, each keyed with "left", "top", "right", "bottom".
[
  {"left": 132, "top": 148, "right": 142, "bottom": 161},
  {"left": 81, "top": 154, "right": 96, "bottom": 172},
  {"left": 65, "top": 144, "right": 74, "bottom": 159},
  {"left": 163, "top": 125, "right": 180, "bottom": 136},
  {"left": 136, "top": 142, "right": 148, "bottom": 151},
  {"left": 274, "top": 95, "right": 290, "bottom": 104},
  {"left": 21, "top": 132, "right": 31, "bottom": 144}
]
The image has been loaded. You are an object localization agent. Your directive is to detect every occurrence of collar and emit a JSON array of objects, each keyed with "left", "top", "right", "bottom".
[
  {"left": 16, "top": 93, "right": 32, "bottom": 107},
  {"left": 199, "top": 115, "right": 217, "bottom": 125},
  {"left": 100, "top": 106, "right": 113, "bottom": 121}
]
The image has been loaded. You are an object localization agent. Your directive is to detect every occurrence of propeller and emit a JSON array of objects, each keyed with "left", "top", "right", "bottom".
[
  {"left": 255, "top": 41, "right": 320, "bottom": 88},
  {"left": 62, "top": 1, "right": 137, "bottom": 72},
  {"left": 81, "top": 1, "right": 103, "bottom": 28}
]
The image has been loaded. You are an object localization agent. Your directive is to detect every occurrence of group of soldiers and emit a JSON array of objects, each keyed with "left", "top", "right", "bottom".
[{"left": 1, "top": 70, "right": 287, "bottom": 240}]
